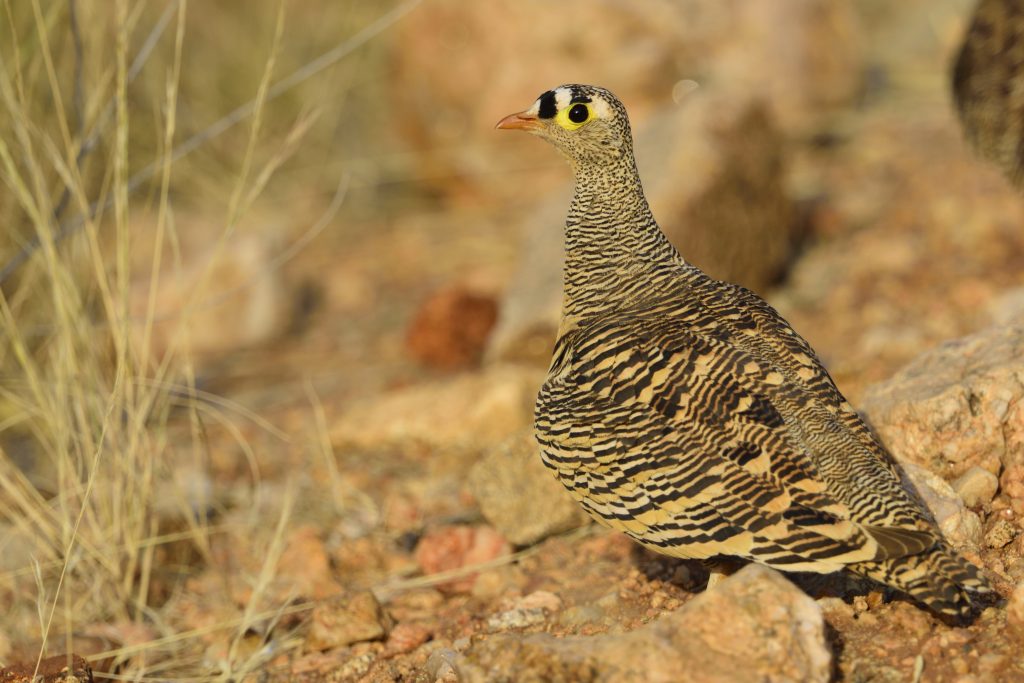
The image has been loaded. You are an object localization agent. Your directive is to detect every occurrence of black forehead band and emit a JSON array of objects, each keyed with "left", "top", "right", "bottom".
[{"left": 538, "top": 91, "right": 557, "bottom": 119}]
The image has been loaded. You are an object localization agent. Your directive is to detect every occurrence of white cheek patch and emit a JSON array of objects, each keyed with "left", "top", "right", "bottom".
[
  {"left": 554, "top": 87, "right": 573, "bottom": 111},
  {"left": 590, "top": 98, "right": 612, "bottom": 120}
]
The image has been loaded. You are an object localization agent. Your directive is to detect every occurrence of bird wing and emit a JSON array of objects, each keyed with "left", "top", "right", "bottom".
[{"left": 536, "top": 308, "right": 936, "bottom": 571}]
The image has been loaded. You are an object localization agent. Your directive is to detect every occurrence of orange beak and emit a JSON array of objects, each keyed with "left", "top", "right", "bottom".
[{"left": 495, "top": 111, "right": 541, "bottom": 131}]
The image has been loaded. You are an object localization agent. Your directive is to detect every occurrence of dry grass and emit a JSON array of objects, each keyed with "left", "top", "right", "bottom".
[{"left": 0, "top": 1, "right": 414, "bottom": 678}]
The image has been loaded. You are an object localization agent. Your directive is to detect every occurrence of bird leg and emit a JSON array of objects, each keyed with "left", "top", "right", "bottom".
[{"left": 701, "top": 558, "right": 743, "bottom": 590}]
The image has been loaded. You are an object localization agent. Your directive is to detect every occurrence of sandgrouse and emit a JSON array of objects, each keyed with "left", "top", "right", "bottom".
[
  {"left": 496, "top": 84, "right": 991, "bottom": 617},
  {"left": 953, "top": 0, "right": 1024, "bottom": 188}
]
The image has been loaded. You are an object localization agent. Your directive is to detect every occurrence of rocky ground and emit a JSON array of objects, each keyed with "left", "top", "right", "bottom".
[{"left": 4, "top": 0, "right": 1024, "bottom": 681}]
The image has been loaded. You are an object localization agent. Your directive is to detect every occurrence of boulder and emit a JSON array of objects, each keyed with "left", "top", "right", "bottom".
[
  {"left": 468, "top": 429, "right": 589, "bottom": 546},
  {"left": 458, "top": 564, "right": 831, "bottom": 683},
  {"left": 860, "top": 322, "right": 1024, "bottom": 513},
  {"left": 329, "top": 365, "right": 544, "bottom": 452}
]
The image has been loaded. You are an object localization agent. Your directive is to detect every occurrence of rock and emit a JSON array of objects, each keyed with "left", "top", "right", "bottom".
[
  {"left": 384, "top": 622, "right": 432, "bottom": 655},
  {"left": 0, "top": 654, "right": 93, "bottom": 682},
  {"left": 860, "top": 322, "right": 1024, "bottom": 512},
  {"left": 467, "top": 429, "right": 589, "bottom": 546},
  {"left": 954, "top": 465, "right": 1000, "bottom": 508},
  {"left": 1007, "top": 581, "right": 1024, "bottom": 639},
  {"left": 277, "top": 525, "right": 342, "bottom": 600},
  {"left": 460, "top": 565, "right": 831, "bottom": 683},
  {"left": 486, "top": 606, "right": 547, "bottom": 633},
  {"left": 329, "top": 364, "right": 544, "bottom": 451},
  {"left": 513, "top": 590, "right": 563, "bottom": 613},
  {"left": 899, "top": 460, "right": 984, "bottom": 550},
  {"left": 425, "top": 648, "right": 465, "bottom": 683},
  {"left": 305, "top": 590, "right": 391, "bottom": 651},
  {"left": 985, "top": 519, "right": 1018, "bottom": 549},
  {"left": 487, "top": 88, "right": 797, "bottom": 364},
  {"left": 129, "top": 230, "right": 289, "bottom": 364},
  {"left": 404, "top": 286, "right": 498, "bottom": 370},
  {"left": 413, "top": 525, "right": 512, "bottom": 594},
  {"left": 487, "top": 591, "right": 564, "bottom": 634}
]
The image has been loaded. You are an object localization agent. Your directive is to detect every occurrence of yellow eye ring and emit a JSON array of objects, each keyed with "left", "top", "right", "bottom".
[{"left": 556, "top": 102, "right": 592, "bottom": 131}]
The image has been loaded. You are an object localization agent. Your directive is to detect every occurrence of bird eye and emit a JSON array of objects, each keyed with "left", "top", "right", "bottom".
[{"left": 568, "top": 104, "right": 589, "bottom": 124}]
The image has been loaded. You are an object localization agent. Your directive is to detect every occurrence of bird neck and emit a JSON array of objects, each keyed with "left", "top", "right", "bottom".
[{"left": 561, "top": 158, "right": 680, "bottom": 322}]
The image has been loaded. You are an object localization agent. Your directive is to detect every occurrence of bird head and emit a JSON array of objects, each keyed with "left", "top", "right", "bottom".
[{"left": 496, "top": 84, "right": 633, "bottom": 166}]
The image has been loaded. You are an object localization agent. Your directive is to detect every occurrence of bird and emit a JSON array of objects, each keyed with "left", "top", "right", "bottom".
[
  {"left": 496, "top": 84, "right": 992, "bottom": 618},
  {"left": 953, "top": 0, "right": 1024, "bottom": 188}
]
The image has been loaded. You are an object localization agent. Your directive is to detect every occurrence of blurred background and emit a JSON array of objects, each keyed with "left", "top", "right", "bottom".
[{"left": 1, "top": 0, "right": 1023, "bottom": 679}]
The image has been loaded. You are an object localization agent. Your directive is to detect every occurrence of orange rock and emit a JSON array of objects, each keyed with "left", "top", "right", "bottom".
[
  {"left": 414, "top": 525, "right": 511, "bottom": 594},
  {"left": 385, "top": 622, "right": 432, "bottom": 655},
  {"left": 404, "top": 286, "right": 498, "bottom": 370},
  {"left": 278, "top": 525, "right": 342, "bottom": 599},
  {"left": 306, "top": 591, "right": 391, "bottom": 651}
]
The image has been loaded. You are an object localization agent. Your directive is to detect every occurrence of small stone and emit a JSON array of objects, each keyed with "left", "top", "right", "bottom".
[
  {"left": 900, "top": 460, "right": 984, "bottom": 549},
  {"left": 330, "top": 365, "right": 543, "bottom": 452},
  {"left": 985, "top": 519, "right": 1018, "bottom": 549},
  {"left": 385, "top": 622, "right": 432, "bottom": 655},
  {"left": 486, "top": 607, "right": 547, "bottom": 632},
  {"left": 278, "top": 525, "right": 342, "bottom": 600},
  {"left": 467, "top": 429, "right": 589, "bottom": 546},
  {"left": 817, "top": 597, "right": 854, "bottom": 620},
  {"left": 305, "top": 591, "right": 391, "bottom": 651},
  {"left": 414, "top": 525, "right": 511, "bottom": 594},
  {"left": 404, "top": 286, "right": 498, "bottom": 371},
  {"left": 954, "top": 466, "right": 1000, "bottom": 508},
  {"left": 425, "top": 648, "right": 464, "bottom": 683},
  {"left": 1006, "top": 582, "right": 1024, "bottom": 639},
  {"left": 513, "top": 590, "right": 563, "bottom": 613}
]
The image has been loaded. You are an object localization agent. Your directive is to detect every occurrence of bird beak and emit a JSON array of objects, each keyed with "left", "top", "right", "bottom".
[{"left": 495, "top": 111, "right": 541, "bottom": 131}]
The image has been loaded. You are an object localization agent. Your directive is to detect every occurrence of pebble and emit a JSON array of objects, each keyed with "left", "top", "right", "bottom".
[
  {"left": 954, "top": 466, "right": 1000, "bottom": 508},
  {"left": 984, "top": 519, "right": 1018, "bottom": 549},
  {"left": 414, "top": 525, "right": 511, "bottom": 594},
  {"left": 486, "top": 607, "right": 547, "bottom": 632},
  {"left": 305, "top": 591, "right": 391, "bottom": 651},
  {"left": 426, "top": 648, "right": 463, "bottom": 683}
]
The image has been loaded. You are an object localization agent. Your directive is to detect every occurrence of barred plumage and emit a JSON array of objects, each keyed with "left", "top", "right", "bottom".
[
  {"left": 953, "top": 0, "right": 1024, "bottom": 188},
  {"left": 497, "top": 84, "right": 991, "bottom": 617}
]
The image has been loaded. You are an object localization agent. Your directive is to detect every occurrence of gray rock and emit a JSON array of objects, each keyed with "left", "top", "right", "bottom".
[
  {"left": 954, "top": 465, "right": 1000, "bottom": 508},
  {"left": 899, "top": 460, "right": 983, "bottom": 550},
  {"left": 459, "top": 565, "right": 831, "bottom": 683},
  {"left": 467, "top": 429, "right": 589, "bottom": 546}
]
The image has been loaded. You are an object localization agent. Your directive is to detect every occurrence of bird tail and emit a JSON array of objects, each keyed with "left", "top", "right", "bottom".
[{"left": 849, "top": 544, "right": 992, "bottom": 618}]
